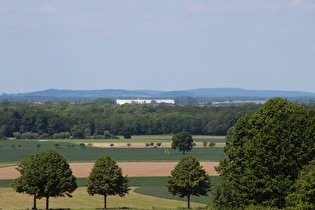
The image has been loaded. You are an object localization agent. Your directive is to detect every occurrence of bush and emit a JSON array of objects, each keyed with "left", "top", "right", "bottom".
[
  {"left": 95, "top": 135, "right": 104, "bottom": 139},
  {"left": 104, "top": 130, "right": 111, "bottom": 139},
  {"left": 209, "top": 142, "right": 216, "bottom": 147},
  {"left": 203, "top": 141, "right": 208, "bottom": 147},
  {"left": 21, "top": 132, "right": 38, "bottom": 139},
  {"left": 38, "top": 133, "right": 49, "bottom": 139},
  {"left": 13, "top": 132, "right": 21, "bottom": 139},
  {"left": 123, "top": 132, "right": 131, "bottom": 139}
]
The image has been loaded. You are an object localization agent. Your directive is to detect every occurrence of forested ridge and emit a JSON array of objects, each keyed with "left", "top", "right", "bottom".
[{"left": 0, "top": 102, "right": 261, "bottom": 139}]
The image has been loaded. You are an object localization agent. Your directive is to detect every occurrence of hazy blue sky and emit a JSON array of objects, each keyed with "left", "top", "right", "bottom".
[{"left": 1, "top": 0, "right": 314, "bottom": 94}]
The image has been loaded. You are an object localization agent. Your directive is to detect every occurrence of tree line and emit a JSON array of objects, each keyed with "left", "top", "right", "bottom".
[{"left": 0, "top": 102, "right": 260, "bottom": 139}]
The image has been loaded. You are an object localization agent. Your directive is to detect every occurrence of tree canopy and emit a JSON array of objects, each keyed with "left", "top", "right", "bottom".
[
  {"left": 171, "top": 131, "right": 194, "bottom": 154},
  {"left": 0, "top": 102, "right": 260, "bottom": 138},
  {"left": 286, "top": 160, "right": 315, "bottom": 209},
  {"left": 167, "top": 155, "right": 211, "bottom": 209},
  {"left": 11, "top": 150, "right": 77, "bottom": 210},
  {"left": 87, "top": 154, "right": 130, "bottom": 209},
  {"left": 214, "top": 97, "right": 315, "bottom": 209}
]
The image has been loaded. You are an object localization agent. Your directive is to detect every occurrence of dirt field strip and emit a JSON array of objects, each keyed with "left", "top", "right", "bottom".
[
  {"left": 0, "top": 162, "right": 219, "bottom": 179},
  {"left": 90, "top": 142, "right": 225, "bottom": 148}
]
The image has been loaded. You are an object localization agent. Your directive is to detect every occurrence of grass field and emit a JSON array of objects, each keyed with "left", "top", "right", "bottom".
[
  {"left": 0, "top": 187, "right": 207, "bottom": 210},
  {"left": 0, "top": 147, "right": 225, "bottom": 163},
  {"left": 0, "top": 176, "right": 220, "bottom": 209},
  {"left": 0, "top": 142, "right": 225, "bottom": 164}
]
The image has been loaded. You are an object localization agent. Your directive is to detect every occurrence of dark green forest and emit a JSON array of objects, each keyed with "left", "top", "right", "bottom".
[{"left": 0, "top": 102, "right": 262, "bottom": 139}]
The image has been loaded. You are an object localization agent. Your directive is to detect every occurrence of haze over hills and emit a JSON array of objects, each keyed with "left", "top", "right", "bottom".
[{"left": 4, "top": 88, "right": 315, "bottom": 98}]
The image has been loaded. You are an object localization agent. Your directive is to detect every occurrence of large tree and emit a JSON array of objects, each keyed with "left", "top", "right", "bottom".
[
  {"left": 286, "top": 160, "right": 315, "bottom": 209},
  {"left": 87, "top": 154, "right": 130, "bottom": 209},
  {"left": 167, "top": 155, "right": 211, "bottom": 209},
  {"left": 171, "top": 131, "right": 194, "bottom": 154},
  {"left": 11, "top": 150, "right": 77, "bottom": 210},
  {"left": 214, "top": 97, "right": 315, "bottom": 209}
]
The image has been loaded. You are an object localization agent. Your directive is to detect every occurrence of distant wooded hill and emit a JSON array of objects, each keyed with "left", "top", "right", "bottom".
[{"left": 3, "top": 88, "right": 315, "bottom": 98}]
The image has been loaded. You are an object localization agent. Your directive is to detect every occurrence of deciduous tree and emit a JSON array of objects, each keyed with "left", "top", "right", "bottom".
[
  {"left": 286, "top": 160, "right": 315, "bottom": 209},
  {"left": 11, "top": 150, "right": 77, "bottom": 210},
  {"left": 214, "top": 98, "right": 315, "bottom": 209},
  {"left": 167, "top": 155, "right": 211, "bottom": 209},
  {"left": 87, "top": 154, "right": 130, "bottom": 209},
  {"left": 171, "top": 131, "right": 194, "bottom": 154}
]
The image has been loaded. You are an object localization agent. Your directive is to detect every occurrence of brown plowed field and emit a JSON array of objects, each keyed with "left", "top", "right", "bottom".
[{"left": 0, "top": 162, "right": 219, "bottom": 179}]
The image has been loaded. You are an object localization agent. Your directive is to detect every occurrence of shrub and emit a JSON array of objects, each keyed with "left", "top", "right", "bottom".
[
  {"left": 21, "top": 132, "right": 38, "bottom": 139},
  {"left": 209, "top": 142, "right": 216, "bottom": 147},
  {"left": 38, "top": 133, "right": 49, "bottom": 139},
  {"left": 104, "top": 130, "right": 111, "bottom": 139},
  {"left": 13, "top": 132, "right": 22, "bottom": 139},
  {"left": 203, "top": 141, "right": 208, "bottom": 147}
]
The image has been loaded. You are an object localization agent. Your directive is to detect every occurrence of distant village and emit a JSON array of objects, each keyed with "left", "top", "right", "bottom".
[{"left": 32, "top": 98, "right": 267, "bottom": 106}]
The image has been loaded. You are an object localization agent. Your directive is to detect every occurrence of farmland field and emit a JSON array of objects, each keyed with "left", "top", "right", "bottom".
[
  {"left": 0, "top": 136, "right": 226, "bottom": 164},
  {"left": 0, "top": 135, "right": 225, "bottom": 209},
  {"left": 0, "top": 147, "right": 225, "bottom": 163},
  {"left": 0, "top": 187, "right": 207, "bottom": 209}
]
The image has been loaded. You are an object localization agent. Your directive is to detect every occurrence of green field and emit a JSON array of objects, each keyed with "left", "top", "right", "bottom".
[
  {"left": 0, "top": 176, "right": 220, "bottom": 209},
  {"left": 0, "top": 187, "right": 207, "bottom": 210},
  {"left": 0, "top": 137, "right": 226, "bottom": 164},
  {"left": 0, "top": 147, "right": 225, "bottom": 163},
  {"left": 0, "top": 136, "right": 225, "bottom": 209}
]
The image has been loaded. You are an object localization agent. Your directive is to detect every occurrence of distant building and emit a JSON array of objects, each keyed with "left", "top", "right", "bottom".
[
  {"left": 212, "top": 100, "right": 266, "bottom": 106},
  {"left": 116, "top": 98, "right": 175, "bottom": 105},
  {"left": 34, "top": 102, "right": 44, "bottom": 105}
]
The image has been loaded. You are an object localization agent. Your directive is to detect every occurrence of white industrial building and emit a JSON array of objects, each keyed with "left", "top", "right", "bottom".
[{"left": 116, "top": 99, "right": 175, "bottom": 105}]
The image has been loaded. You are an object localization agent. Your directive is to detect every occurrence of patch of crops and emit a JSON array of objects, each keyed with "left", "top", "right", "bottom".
[
  {"left": 0, "top": 144, "right": 225, "bottom": 163},
  {"left": 132, "top": 176, "right": 220, "bottom": 204},
  {"left": 0, "top": 179, "right": 13, "bottom": 188}
]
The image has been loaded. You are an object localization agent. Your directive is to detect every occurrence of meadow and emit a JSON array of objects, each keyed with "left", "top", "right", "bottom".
[
  {"left": 0, "top": 135, "right": 225, "bottom": 209},
  {"left": 0, "top": 135, "right": 226, "bottom": 164}
]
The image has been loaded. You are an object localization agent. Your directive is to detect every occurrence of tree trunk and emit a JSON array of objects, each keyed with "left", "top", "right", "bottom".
[
  {"left": 187, "top": 194, "right": 191, "bottom": 209},
  {"left": 32, "top": 194, "right": 36, "bottom": 210},
  {"left": 104, "top": 194, "right": 107, "bottom": 209},
  {"left": 46, "top": 196, "right": 49, "bottom": 210}
]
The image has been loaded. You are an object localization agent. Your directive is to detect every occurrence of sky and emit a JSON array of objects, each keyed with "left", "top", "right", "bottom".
[{"left": 0, "top": 0, "right": 315, "bottom": 94}]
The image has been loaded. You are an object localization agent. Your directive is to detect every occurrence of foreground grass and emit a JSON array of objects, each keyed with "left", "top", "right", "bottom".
[
  {"left": 0, "top": 187, "right": 206, "bottom": 209},
  {"left": 1, "top": 177, "right": 219, "bottom": 206}
]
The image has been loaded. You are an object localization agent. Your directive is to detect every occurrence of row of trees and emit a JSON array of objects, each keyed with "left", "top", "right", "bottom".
[
  {"left": 12, "top": 150, "right": 211, "bottom": 209},
  {"left": 0, "top": 102, "right": 260, "bottom": 138}
]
